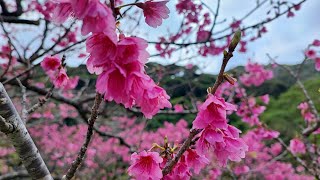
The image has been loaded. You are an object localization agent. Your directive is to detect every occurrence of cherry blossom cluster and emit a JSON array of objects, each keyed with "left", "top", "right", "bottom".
[
  {"left": 40, "top": 55, "right": 76, "bottom": 89},
  {"left": 45, "top": 0, "right": 172, "bottom": 118},
  {"left": 298, "top": 102, "right": 316, "bottom": 123},
  {"left": 233, "top": 128, "right": 313, "bottom": 179},
  {"left": 305, "top": 39, "right": 320, "bottom": 71},
  {"left": 236, "top": 95, "right": 269, "bottom": 126},
  {"left": 240, "top": 62, "right": 274, "bottom": 87},
  {"left": 128, "top": 94, "right": 248, "bottom": 179}
]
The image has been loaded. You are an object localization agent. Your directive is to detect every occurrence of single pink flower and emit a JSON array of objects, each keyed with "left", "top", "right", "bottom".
[
  {"left": 54, "top": 69, "right": 69, "bottom": 88},
  {"left": 128, "top": 150, "right": 163, "bottom": 180},
  {"left": 185, "top": 63, "right": 193, "bottom": 69},
  {"left": 196, "top": 30, "right": 210, "bottom": 42},
  {"left": 193, "top": 94, "right": 237, "bottom": 129},
  {"left": 81, "top": 0, "right": 116, "bottom": 36},
  {"left": 312, "top": 39, "right": 320, "bottom": 46},
  {"left": 174, "top": 104, "right": 184, "bottom": 113},
  {"left": 230, "top": 20, "right": 241, "bottom": 30},
  {"left": 305, "top": 49, "right": 317, "bottom": 59},
  {"left": 41, "top": 55, "right": 61, "bottom": 71},
  {"left": 137, "top": 0, "right": 170, "bottom": 28},
  {"left": 260, "top": 94, "right": 270, "bottom": 104},
  {"left": 289, "top": 138, "right": 306, "bottom": 155},
  {"left": 294, "top": 4, "right": 301, "bottom": 11},
  {"left": 287, "top": 10, "right": 294, "bottom": 18}
]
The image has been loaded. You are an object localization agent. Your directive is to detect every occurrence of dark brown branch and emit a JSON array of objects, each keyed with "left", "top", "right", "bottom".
[
  {"left": 0, "top": 16, "right": 39, "bottom": 25},
  {"left": 62, "top": 93, "right": 102, "bottom": 180}
]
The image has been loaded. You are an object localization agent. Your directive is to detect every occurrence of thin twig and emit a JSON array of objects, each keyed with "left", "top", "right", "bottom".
[{"left": 15, "top": 78, "right": 27, "bottom": 123}]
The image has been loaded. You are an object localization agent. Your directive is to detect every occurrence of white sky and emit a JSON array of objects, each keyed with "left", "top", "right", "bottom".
[{"left": 144, "top": 0, "right": 320, "bottom": 74}]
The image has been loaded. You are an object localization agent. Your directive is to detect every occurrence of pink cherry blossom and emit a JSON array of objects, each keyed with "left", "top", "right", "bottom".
[
  {"left": 305, "top": 49, "right": 316, "bottom": 59},
  {"left": 312, "top": 39, "right": 320, "bottom": 46},
  {"left": 287, "top": 10, "right": 294, "bottom": 18},
  {"left": 128, "top": 150, "right": 163, "bottom": 180},
  {"left": 185, "top": 149, "right": 209, "bottom": 174},
  {"left": 174, "top": 104, "right": 184, "bottom": 112},
  {"left": 51, "top": 1, "right": 73, "bottom": 23},
  {"left": 289, "top": 138, "right": 306, "bottom": 155},
  {"left": 81, "top": 0, "right": 116, "bottom": 36},
  {"left": 116, "top": 36, "right": 150, "bottom": 64},
  {"left": 230, "top": 20, "right": 241, "bottom": 30},
  {"left": 139, "top": 85, "right": 172, "bottom": 119},
  {"left": 137, "top": 0, "right": 170, "bottom": 28},
  {"left": 163, "top": 156, "right": 191, "bottom": 180},
  {"left": 41, "top": 55, "right": 61, "bottom": 71},
  {"left": 315, "top": 57, "right": 320, "bottom": 71},
  {"left": 63, "top": 76, "right": 79, "bottom": 90},
  {"left": 193, "top": 94, "right": 237, "bottom": 129},
  {"left": 240, "top": 62, "right": 273, "bottom": 87},
  {"left": 196, "top": 30, "right": 210, "bottom": 42},
  {"left": 86, "top": 33, "right": 117, "bottom": 71},
  {"left": 260, "top": 94, "right": 270, "bottom": 104},
  {"left": 196, "top": 125, "right": 248, "bottom": 166},
  {"left": 185, "top": 63, "right": 193, "bottom": 69},
  {"left": 54, "top": 69, "right": 69, "bottom": 88}
]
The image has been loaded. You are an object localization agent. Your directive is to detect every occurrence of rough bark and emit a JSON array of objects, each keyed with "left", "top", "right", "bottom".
[{"left": 0, "top": 83, "right": 53, "bottom": 180}]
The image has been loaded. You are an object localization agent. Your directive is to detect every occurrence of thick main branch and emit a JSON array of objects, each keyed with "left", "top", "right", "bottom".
[{"left": 0, "top": 83, "right": 53, "bottom": 180}]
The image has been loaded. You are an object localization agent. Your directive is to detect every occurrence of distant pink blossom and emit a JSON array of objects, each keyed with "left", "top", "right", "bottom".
[
  {"left": 287, "top": 10, "right": 294, "bottom": 18},
  {"left": 240, "top": 62, "right": 273, "bottom": 87},
  {"left": 312, "top": 39, "right": 320, "bottom": 46},
  {"left": 137, "top": 0, "right": 170, "bottom": 28},
  {"left": 185, "top": 63, "right": 193, "bottom": 69},
  {"left": 128, "top": 150, "right": 163, "bottom": 180},
  {"left": 174, "top": 104, "right": 184, "bottom": 112},
  {"left": 230, "top": 20, "right": 241, "bottom": 30},
  {"left": 294, "top": 4, "right": 301, "bottom": 11},
  {"left": 196, "top": 30, "right": 210, "bottom": 42},
  {"left": 289, "top": 138, "right": 306, "bottom": 155},
  {"left": 315, "top": 58, "right": 320, "bottom": 71},
  {"left": 234, "top": 165, "right": 250, "bottom": 175},
  {"left": 305, "top": 49, "right": 317, "bottom": 59},
  {"left": 41, "top": 55, "right": 61, "bottom": 71},
  {"left": 260, "top": 94, "right": 270, "bottom": 104}
]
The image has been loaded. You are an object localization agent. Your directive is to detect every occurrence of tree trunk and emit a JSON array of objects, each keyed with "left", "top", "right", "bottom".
[{"left": 0, "top": 83, "right": 52, "bottom": 180}]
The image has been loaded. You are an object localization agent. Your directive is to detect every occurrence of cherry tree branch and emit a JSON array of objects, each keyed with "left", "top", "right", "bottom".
[
  {"left": 162, "top": 30, "right": 241, "bottom": 175},
  {"left": 0, "top": 83, "right": 53, "bottom": 180},
  {"left": 62, "top": 93, "right": 102, "bottom": 180}
]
